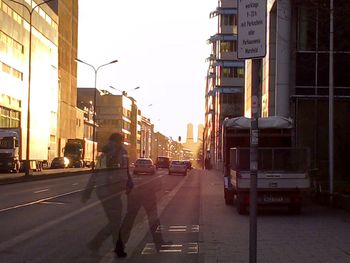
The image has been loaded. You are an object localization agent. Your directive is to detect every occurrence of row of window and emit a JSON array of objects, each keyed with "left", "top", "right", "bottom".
[
  {"left": 1, "top": 60, "right": 23, "bottom": 80},
  {"left": 0, "top": 30, "right": 24, "bottom": 54},
  {"left": 1, "top": 61, "right": 23, "bottom": 80},
  {"left": 221, "top": 67, "right": 244, "bottom": 79},
  {"left": 220, "top": 93, "right": 243, "bottom": 105},
  {"left": 220, "top": 40, "right": 237, "bottom": 53},
  {"left": 221, "top": 14, "right": 238, "bottom": 34},
  {"left": 0, "top": 106, "right": 20, "bottom": 128},
  {"left": 98, "top": 119, "right": 131, "bottom": 131},
  {"left": 0, "top": 0, "right": 58, "bottom": 31}
]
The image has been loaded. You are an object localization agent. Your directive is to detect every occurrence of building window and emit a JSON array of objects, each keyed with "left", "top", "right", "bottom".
[
  {"left": 2, "top": 62, "right": 11, "bottom": 74},
  {"left": 220, "top": 41, "right": 236, "bottom": 53},
  {"left": 0, "top": 31, "right": 24, "bottom": 54},
  {"left": 12, "top": 68, "right": 23, "bottom": 80},
  {"left": 222, "top": 14, "right": 235, "bottom": 26},
  {"left": 0, "top": 106, "right": 20, "bottom": 128},
  {"left": 222, "top": 67, "right": 244, "bottom": 78}
]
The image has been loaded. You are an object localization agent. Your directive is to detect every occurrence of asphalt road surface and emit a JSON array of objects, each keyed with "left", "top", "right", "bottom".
[{"left": 0, "top": 168, "right": 201, "bottom": 263}]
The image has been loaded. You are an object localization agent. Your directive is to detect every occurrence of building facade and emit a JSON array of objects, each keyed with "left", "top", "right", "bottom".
[
  {"left": 204, "top": 0, "right": 245, "bottom": 168},
  {"left": 0, "top": 0, "right": 59, "bottom": 163},
  {"left": 140, "top": 116, "right": 153, "bottom": 159},
  {"left": 245, "top": 0, "right": 350, "bottom": 191},
  {"left": 77, "top": 88, "right": 134, "bottom": 154},
  {"left": 57, "top": 0, "right": 78, "bottom": 155}
]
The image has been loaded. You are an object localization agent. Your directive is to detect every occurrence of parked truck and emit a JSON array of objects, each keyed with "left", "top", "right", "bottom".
[
  {"left": 63, "top": 138, "right": 96, "bottom": 168},
  {"left": 222, "top": 116, "right": 310, "bottom": 214},
  {"left": 0, "top": 129, "right": 21, "bottom": 173},
  {"left": 0, "top": 128, "right": 48, "bottom": 172}
]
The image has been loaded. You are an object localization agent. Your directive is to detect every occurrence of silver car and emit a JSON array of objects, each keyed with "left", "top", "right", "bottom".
[
  {"left": 168, "top": 160, "right": 187, "bottom": 176},
  {"left": 133, "top": 158, "right": 156, "bottom": 175}
]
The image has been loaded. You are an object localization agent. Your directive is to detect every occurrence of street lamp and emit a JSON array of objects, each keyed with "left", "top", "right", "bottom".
[
  {"left": 8, "top": 0, "right": 57, "bottom": 176},
  {"left": 75, "top": 58, "right": 118, "bottom": 170},
  {"left": 109, "top": 86, "right": 140, "bottom": 96}
]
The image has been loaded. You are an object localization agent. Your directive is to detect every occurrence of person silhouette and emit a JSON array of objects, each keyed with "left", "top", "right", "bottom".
[
  {"left": 81, "top": 133, "right": 132, "bottom": 258},
  {"left": 117, "top": 167, "right": 164, "bottom": 253}
]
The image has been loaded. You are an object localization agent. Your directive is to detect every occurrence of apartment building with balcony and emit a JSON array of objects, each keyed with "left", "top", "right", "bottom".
[
  {"left": 204, "top": 0, "right": 245, "bottom": 168},
  {"left": 140, "top": 116, "right": 153, "bottom": 159}
]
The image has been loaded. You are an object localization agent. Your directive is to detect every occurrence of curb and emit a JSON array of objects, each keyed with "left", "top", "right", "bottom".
[
  {"left": 0, "top": 169, "right": 92, "bottom": 185},
  {"left": 0, "top": 167, "right": 130, "bottom": 185}
]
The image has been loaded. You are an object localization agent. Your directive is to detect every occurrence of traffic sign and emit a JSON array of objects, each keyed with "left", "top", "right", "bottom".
[{"left": 237, "top": 0, "right": 267, "bottom": 59}]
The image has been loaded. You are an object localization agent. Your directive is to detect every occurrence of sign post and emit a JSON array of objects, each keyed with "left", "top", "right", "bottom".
[{"left": 238, "top": 1, "right": 267, "bottom": 263}]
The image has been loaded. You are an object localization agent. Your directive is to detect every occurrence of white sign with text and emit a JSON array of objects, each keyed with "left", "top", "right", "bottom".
[{"left": 238, "top": 0, "right": 267, "bottom": 59}]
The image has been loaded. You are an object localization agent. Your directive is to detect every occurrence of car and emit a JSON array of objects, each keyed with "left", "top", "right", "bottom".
[
  {"left": 133, "top": 158, "right": 156, "bottom": 175},
  {"left": 168, "top": 160, "right": 187, "bottom": 176},
  {"left": 50, "top": 157, "right": 70, "bottom": 169},
  {"left": 183, "top": 160, "right": 192, "bottom": 170},
  {"left": 155, "top": 156, "right": 170, "bottom": 169}
]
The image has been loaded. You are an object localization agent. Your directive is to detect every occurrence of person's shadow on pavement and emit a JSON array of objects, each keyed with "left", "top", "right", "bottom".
[
  {"left": 81, "top": 168, "right": 126, "bottom": 258},
  {"left": 118, "top": 175, "right": 165, "bottom": 254}
]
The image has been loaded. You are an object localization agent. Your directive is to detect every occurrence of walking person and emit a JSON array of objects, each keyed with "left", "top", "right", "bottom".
[{"left": 81, "top": 133, "right": 133, "bottom": 258}]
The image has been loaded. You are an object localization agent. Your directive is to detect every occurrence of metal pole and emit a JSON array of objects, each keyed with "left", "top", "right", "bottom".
[
  {"left": 25, "top": 11, "right": 33, "bottom": 176},
  {"left": 92, "top": 69, "right": 97, "bottom": 170},
  {"left": 75, "top": 59, "right": 118, "bottom": 170},
  {"left": 329, "top": 0, "right": 334, "bottom": 205},
  {"left": 250, "top": 59, "right": 260, "bottom": 263},
  {"left": 8, "top": 0, "right": 56, "bottom": 176}
]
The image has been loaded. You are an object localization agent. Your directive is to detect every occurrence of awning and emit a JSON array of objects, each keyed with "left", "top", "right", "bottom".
[
  {"left": 210, "top": 8, "right": 237, "bottom": 18},
  {"left": 223, "top": 116, "right": 293, "bottom": 129},
  {"left": 213, "top": 60, "right": 245, "bottom": 68},
  {"left": 208, "top": 34, "right": 237, "bottom": 43}
]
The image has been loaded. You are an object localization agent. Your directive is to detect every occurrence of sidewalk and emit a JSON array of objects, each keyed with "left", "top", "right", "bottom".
[
  {"left": 200, "top": 169, "right": 249, "bottom": 262},
  {"left": 199, "top": 169, "right": 350, "bottom": 263}
]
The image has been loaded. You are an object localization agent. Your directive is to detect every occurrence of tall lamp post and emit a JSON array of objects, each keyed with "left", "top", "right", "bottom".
[
  {"left": 9, "top": 0, "right": 57, "bottom": 176},
  {"left": 75, "top": 59, "right": 118, "bottom": 170}
]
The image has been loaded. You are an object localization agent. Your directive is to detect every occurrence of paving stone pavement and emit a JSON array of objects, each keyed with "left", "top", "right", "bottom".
[{"left": 200, "top": 169, "right": 350, "bottom": 263}]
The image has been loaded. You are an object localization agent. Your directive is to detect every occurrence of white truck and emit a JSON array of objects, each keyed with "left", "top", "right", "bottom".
[
  {"left": 63, "top": 138, "right": 96, "bottom": 168},
  {"left": 222, "top": 116, "right": 310, "bottom": 214},
  {"left": 0, "top": 129, "right": 21, "bottom": 173}
]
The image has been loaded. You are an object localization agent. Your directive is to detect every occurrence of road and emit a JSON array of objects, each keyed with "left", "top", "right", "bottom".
[{"left": 0, "top": 168, "right": 350, "bottom": 263}]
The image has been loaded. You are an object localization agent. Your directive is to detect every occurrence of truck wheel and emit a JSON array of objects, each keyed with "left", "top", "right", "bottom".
[
  {"left": 288, "top": 203, "right": 301, "bottom": 215},
  {"left": 224, "top": 189, "right": 234, "bottom": 205},
  {"left": 14, "top": 162, "right": 20, "bottom": 173},
  {"left": 237, "top": 201, "right": 247, "bottom": 215}
]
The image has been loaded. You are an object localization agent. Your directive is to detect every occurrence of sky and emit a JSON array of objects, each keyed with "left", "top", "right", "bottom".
[{"left": 77, "top": 0, "right": 216, "bottom": 141}]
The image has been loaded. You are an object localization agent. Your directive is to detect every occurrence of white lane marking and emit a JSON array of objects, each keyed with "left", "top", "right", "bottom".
[
  {"left": 155, "top": 225, "right": 200, "bottom": 233},
  {"left": 40, "top": 201, "right": 65, "bottom": 205},
  {"left": 0, "top": 174, "right": 164, "bottom": 252},
  {"left": 34, "top": 189, "right": 49, "bottom": 194},
  {"left": 72, "top": 183, "right": 79, "bottom": 186},
  {"left": 0, "top": 174, "right": 140, "bottom": 213},
  {"left": 0, "top": 188, "right": 84, "bottom": 213},
  {"left": 98, "top": 172, "right": 189, "bottom": 262},
  {"left": 141, "top": 243, "right": 199, "bottom": 254}
]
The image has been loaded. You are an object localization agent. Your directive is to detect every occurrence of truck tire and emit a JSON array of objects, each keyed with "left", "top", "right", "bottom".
[
  {"left": 288, "top": 203, "right": 301, "bottom": 215},
  {"left": 224, "top": 189, "right": 234, "bottom": 205},
  {"left": 237, "top": 201, "right": 247, "bottom": 215},
  {"left": 14, "top": 162, "right": 20, "bottom": 173}
]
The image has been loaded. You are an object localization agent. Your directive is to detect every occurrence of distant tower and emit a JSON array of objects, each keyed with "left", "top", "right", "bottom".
[
  {"left": 186, "top": 123, "right": 194, "bottom": 144},
  {"left": 197, "top": 124, "right": 204, "bottom": 143}
]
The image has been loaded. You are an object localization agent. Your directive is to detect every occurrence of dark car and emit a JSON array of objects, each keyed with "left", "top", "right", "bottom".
[
  {"left": 184, "top": 160, "right": 192, "bottom": 170},
  {"left": 155, "top": 156, "right": 170, "bottom": 169},
  {"left": 50, "top": 157, "right": 70, "bottom": 169}
]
